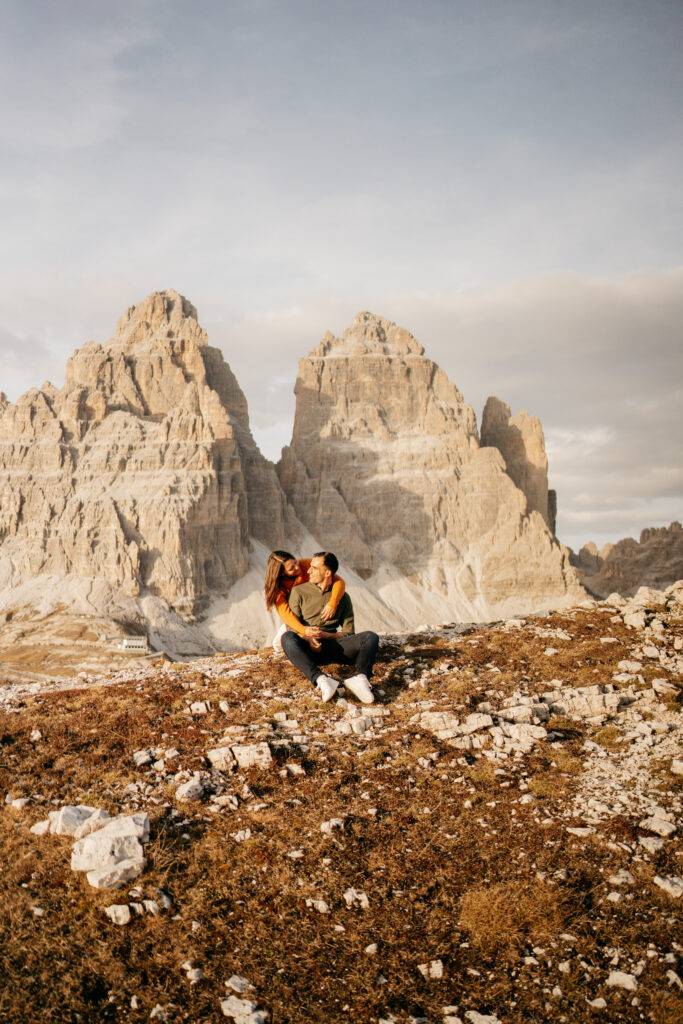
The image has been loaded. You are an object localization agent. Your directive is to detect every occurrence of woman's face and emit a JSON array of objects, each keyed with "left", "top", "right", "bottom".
[{"left": 283, "top": 558, "right": 299, "bottom": 577}]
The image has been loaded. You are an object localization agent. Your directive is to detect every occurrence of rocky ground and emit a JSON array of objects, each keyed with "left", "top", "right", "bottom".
[{"left": 0, "top": 585, "right": 681, "bottom": 1023}]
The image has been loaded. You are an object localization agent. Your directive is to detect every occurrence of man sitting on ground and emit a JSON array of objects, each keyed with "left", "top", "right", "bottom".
[{"left": 281, "top": 551, "right": 379, "bottom": 704}]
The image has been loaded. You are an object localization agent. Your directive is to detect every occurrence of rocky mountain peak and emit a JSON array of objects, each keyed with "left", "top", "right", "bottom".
[
  {"left": 108, "top": 289, "right": 205, "bottom": 353},
  {"left": 309, "top": 311, "right": 425, "bottom": 359}
]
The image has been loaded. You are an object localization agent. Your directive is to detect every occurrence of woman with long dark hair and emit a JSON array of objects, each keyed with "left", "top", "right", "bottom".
[{"left": 264, "top": 550, "right": 345, "bottom": 642}]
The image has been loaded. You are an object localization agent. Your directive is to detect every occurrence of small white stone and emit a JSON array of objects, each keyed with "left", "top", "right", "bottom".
[
  {"left": 225, "top": 975, "right": 252, "bottom": 993},
  {"left": 176, "top": 776, "right": 204, "bottom": 802},
  {"left": 30, "top": 819, "right": 50, "bottom": 836},
  {"left": 418, "top": 958, "right": 443, "bottom": 979},
  {"left": 30, "top": 729, "right": 42, "bottom": 742},
  {"left": 606, "top": 970, "right": 638, "bottom": 990},
  {"left": 365, "top": 943, "right": 378, "bottom": 955},
  {"left": 321, "top": 818, "right": 345, "bottom": 834},
  {"left": 639, "top": 835, "right": 664, "bottom": 854},
  {"left": 671, "top": 759, "right": 683, "bottom": 777},
  {"left": 609, "top": 870, "right": 635, "bottom": 886},
  {"left": 207, "top": 747, "right": 236, "bottom": 771},
  {"left": 639, "top": 816, "right": 676, "bottom": 837},
  {"left": 220, "top": 994, "right": 258, "bottom": 1017},
  {"left": 133, "top": 749, "right": 153, "bottom": 766},
  {"left": 105, "top": 904, "right": 132, "bottom": 925},
  {"left": 654, "top": 875, "right": 683, "bottom": 898},
  {"left": 343, "top": 887, "right": 370, "bottom": 909},
  {"left": 232, "top": 829, "right": 252, "bottom": 843},
  {"left": 465, "top": 1013, "right": 502, "bottom": 1024},
  {"left": 586, "top": 997, "right": 607, "bottom": 1008},
  {"left": 231, "top": 742, "right": 273, "bottom": 770},
  {"left": 287, "top": 849, "right": 304, "bottom": 859},
  {"left": 305, "top": 898, "right": 330, "bottom": 914}
]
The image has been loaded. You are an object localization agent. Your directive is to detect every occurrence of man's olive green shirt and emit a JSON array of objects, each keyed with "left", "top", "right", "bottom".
[{"left": 288, "top": 582, "right": 355, "bottom": 635}]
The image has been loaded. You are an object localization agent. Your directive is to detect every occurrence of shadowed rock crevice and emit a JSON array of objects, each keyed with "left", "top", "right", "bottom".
[{"left": 481, "top": 395, "right": 553, "bottom": 531}]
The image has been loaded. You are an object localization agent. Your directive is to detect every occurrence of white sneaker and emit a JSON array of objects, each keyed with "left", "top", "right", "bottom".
[
  {"left": 344, "top": 673, "right": 375, "bottom": 704},
  {"left": 316, "top": 675, "right": 339, "bottom": 703}
]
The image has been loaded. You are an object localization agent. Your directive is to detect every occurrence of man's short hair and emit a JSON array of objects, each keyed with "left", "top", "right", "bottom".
[{"left": 313, "top": 550, "right": 339, "bottom": 575}]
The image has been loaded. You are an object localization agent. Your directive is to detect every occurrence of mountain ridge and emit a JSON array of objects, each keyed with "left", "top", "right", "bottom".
[{"left": 0, "top": 289, "right": 584, "bottom": 662}]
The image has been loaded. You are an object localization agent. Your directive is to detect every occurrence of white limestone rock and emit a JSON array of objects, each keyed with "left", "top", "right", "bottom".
[
  {"left": 176, "top": 776, "right": 205, "bottom": 801},
  {"left": 87, "top": 858, "right": 145, "bottom": 890},
  {"left": 49, "top": 805, "right": 100, "bottom": 836},
  {"left": 73, "top": 808, "right": 112, "bottom": 839},
  {"left": 654, "top": 875, "right": 683, "bottom": 898},
  {"left": 639, "top": 816, "right": 676, "bottom": 838},
  {"left": 207, "top": 746, "right": 237, "bottom": 771},
  {"left": 606, "top": 971, "right": 638, "bottom": 991},
  {"left": 105, "top": 904, "right": 132, "bottom": 925},
  {"left": 231, "top": 743, "right": 273, "bottom": 770}
]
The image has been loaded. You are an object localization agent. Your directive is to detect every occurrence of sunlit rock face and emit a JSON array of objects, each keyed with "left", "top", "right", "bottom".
[
  {"left": 0, "top": 290, "right": 293, "bottom": 615},
  {"left": 0, "top": 296, "right": 584, "bottom": 638},
  {"left": 277, "top": 312, "right": 582, "bottom": 618}
]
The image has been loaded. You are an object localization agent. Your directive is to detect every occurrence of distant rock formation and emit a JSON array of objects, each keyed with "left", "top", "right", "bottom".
[
  {"left": 277, "top": 312, "right": 582, "bottom": 619},
  {"left": 0, "top": 294, "right": 586, "bottom": 654},
  {"left": 480, "top": 396, "right": 556, "bottom": 533},
  {"left": 0, "top": 290, "right": 294, "bottom": 616},
  {"left": 573, "top": 522, "right": 683, "bottom": 598}
]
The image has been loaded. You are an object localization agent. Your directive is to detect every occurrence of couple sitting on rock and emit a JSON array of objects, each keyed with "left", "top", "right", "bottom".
[{"left": 264, "top": 550, "right": 378, "bottom": 704}]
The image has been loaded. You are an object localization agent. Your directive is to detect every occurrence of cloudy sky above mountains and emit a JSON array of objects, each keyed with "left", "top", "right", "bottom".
[{"left": 1, "top": 0, "right": 681, "bottom": 551}]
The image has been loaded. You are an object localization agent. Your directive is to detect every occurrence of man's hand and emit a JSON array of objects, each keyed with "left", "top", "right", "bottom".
[
  {"left": 320, "top": 602, "right": 335, "bottom": 622},
  {"left": 304, "top": 626, "right": 324, "bottom": 641}
]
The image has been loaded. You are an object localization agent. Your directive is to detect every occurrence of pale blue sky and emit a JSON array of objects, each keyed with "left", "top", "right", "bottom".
[{"left": 1, "top": 0, "right": 682, "bottom": 550}]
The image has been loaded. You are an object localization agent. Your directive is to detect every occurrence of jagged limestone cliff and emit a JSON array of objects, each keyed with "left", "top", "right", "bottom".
[
  {"left": 0, "top": 290, "right": 294, "bottom": 616},
  {"left": 277, "top": 312, "right": 582, "bottom": 619},
  {"left": 0, "top": 295, "right": 586, "bottom": 656}
]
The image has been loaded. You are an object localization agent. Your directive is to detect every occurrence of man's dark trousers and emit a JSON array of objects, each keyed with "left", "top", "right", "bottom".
[{"left": 281, "top": 630, "right": 379, "bottom": 686}]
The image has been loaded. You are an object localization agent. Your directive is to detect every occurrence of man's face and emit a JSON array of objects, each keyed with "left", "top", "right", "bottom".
[{"left": 308, "top": 556, "right": 328, "bottom": 585}]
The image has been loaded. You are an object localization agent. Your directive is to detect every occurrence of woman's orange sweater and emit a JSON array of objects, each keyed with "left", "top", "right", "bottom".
[{"left": 274, "top": 558, "right": 345, "bottom": 637}]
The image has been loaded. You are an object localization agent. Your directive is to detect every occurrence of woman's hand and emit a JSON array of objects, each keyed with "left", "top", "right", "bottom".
[{"left": 320, "top": 602, "right": 335, "bottom": 622}]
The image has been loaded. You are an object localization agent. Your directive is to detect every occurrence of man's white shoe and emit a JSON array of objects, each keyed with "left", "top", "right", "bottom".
[
  {"left": 316, "top": 675, "right": 339, "bottom": 703},
  {"left": 344, "top": 673, "right": 375, "bottom": 704}
]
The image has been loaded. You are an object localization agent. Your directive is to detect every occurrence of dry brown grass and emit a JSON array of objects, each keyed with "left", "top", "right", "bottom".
[
  {"left": 0, "top": 608, "right": 680, "bottom": 1023},
  {"left": 459, "top": 879, "right": 566, "bottom": 953}
]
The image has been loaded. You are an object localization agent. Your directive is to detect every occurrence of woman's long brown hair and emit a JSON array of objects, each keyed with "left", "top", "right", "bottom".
[{"left": 264, "top": 550, "right": 296, "bottom": 610}]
